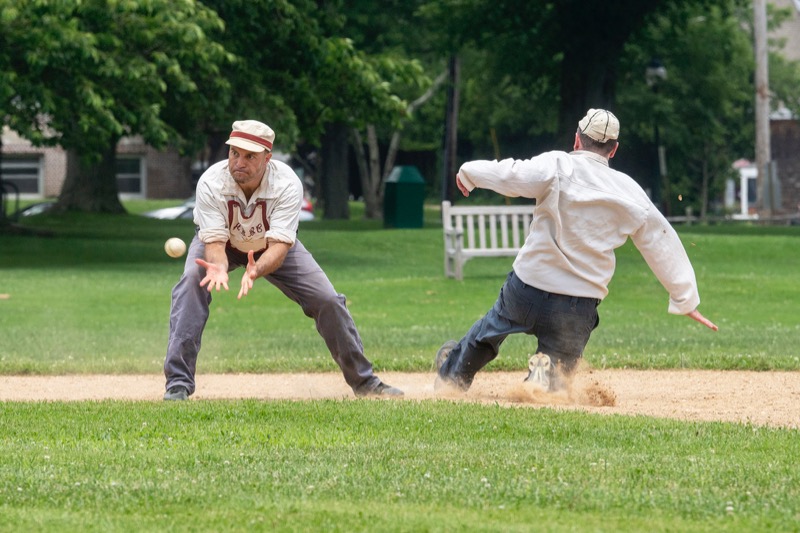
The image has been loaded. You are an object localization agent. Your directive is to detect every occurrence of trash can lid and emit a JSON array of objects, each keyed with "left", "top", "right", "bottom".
[{"left": 386, "top": 166, "right": 426, "bottom": 184}]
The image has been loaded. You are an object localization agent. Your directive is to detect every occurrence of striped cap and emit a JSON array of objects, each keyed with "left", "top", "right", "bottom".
[{"left": 226, "top": 120, "right": 274, "bottom": 153}]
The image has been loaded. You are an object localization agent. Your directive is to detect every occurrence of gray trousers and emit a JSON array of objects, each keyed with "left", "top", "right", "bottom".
[{"left": 164, "top": 235, "right": 379, "bottom": 395}]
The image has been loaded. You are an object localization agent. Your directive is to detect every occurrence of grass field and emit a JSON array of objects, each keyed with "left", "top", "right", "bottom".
[
  {"left": 2, "top": 203, "right": 799, "bottom": 374},
  {"left": 1, "top": 202, "right": 799, "bottom": 531},
  {"left": 2, "top": 400, "right": 798, "bottom": 532}
]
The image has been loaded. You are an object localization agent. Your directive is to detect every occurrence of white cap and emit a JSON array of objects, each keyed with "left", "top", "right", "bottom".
[
  {"left": 578, "top": 109, "right": 619, "bottom": 142},
  {"left": 225, "top": 120, "right": 275, "bottom": 153}
]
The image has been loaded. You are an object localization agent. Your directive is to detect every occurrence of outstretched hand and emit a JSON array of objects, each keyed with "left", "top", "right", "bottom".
[
  {"left": 238, "top": 250, "right": 259, "bottom": 299},
  {"left": 456, "top": 173, "right": 470, "bottom": 197},
  {"left": 196, "top": 258, "right": 229, "bottom": 292},
  {"left": 687, "top": 309, "right": 718, "bottom": 331}
]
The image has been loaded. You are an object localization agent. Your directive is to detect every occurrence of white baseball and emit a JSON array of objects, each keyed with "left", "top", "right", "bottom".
[{"left": 164, "top": 237, "right": 187, "bottom": 258}]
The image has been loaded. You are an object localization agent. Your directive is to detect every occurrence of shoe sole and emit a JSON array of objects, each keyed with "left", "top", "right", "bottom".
[
  {"left": 435, "top": 340, "right": 458, "bottom": 371},
  {"left": 524, "top": 353, "right": 552, "bottom": 391},
  {"left": 163, "top": 389, "right": 189, "bottom": 401},
  {"left": 355, "top": 390, "right": 404, "bottom": 398},
  {"left": 354, "top": 382, "right": 405, "bottom": 398}
]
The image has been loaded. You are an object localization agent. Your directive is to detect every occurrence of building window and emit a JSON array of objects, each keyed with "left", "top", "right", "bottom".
[
  {"left": 116, "top": 156, "right": 145, "bottom": 198},
  {"left": 1, "top": 157, "right": 42, "bottom": 197}
]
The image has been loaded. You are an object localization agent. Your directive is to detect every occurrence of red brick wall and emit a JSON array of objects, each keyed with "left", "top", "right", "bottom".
[
  {"left": 145, "top": 146, "right": 194, "bottom": 199},
  {"left": 117, "top": 139, "right": 194, "bottom": 199}
]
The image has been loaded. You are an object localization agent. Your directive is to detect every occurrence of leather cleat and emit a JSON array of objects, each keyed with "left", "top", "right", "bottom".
[
  {"left": 354, "top": 381, "right": 404, "bottom": 398},
  {"left": 524, "top": 353, "right": 552, "bottom": 392},
  {"left": 433, "top": 374, "right": 469, "bottom": 393},
  {"left": 435, "top": 340, "right": 458, "bottom": 371},
  {"left": 163, "top": 386, "right": 189, "bottom": 401}
]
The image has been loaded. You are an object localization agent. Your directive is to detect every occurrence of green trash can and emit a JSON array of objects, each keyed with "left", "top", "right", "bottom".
[{"left": 383, "top": 166, "right": 426, "bottom": 228}]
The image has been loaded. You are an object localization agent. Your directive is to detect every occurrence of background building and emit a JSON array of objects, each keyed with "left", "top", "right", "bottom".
[{"left": 1, "top": 127, "right": 194, "bottom": 201}]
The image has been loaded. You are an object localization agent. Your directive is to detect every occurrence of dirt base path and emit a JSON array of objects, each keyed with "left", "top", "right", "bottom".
[{"left": 2, "top": 369, "right": 798, "bottom": 429}]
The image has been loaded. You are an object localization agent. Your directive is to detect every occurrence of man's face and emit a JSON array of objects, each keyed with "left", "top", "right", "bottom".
[{"left": 228, "top": 146, "right": 271, "bottom": 190}]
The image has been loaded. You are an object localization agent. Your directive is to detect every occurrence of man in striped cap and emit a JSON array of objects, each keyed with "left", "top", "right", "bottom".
[{"left": 163, "top": 120, "right": 403, "bottom": 400}]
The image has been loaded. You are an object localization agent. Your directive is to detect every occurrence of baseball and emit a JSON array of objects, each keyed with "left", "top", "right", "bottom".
[{"left": 164, "top": 237, "right": 186, "bottom": 258}]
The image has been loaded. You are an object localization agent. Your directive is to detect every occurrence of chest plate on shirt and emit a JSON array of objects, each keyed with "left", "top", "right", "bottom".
[{"left": 227, "top": 198, "right": 271, "bottom": 252}]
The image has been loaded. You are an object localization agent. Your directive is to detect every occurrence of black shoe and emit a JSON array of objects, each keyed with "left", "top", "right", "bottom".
[
  {"left": 435, "top": 340, "right": 458, "bottom": 371},
  {"left": 164, "top": 386, "right": 189, "bottom": 401},
  {"left": 354, "top": 381, "right": 404, "bottom": 398},
  {"left": 434, "top": 374, "right": 470, "bottom": 393}
]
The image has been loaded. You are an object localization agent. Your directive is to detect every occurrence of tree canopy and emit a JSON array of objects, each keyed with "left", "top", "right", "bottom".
[
  {"left": 2, "top": 0, "right": 232, "bottom": 160},
  {"left": 2, "top": 0, "right": 800, "bottom": 221},
  {"left": 1, "top": 0, "right": 234, "bottom": 212}
]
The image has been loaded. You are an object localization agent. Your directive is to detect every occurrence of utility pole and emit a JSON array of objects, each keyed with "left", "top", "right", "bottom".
[{"left": 753, "top": 0, "right": 772, "bottom": 216}]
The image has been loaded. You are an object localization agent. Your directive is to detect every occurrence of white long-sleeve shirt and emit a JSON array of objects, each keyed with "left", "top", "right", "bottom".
[
  {"left": 193, "top": 159, "right": 304, "bottom": 253},
  {"left": 457, "top": 150, "right": 700, "bottom": 315}
]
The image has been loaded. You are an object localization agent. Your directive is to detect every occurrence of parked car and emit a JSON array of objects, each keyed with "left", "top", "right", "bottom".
[
  {"left": 11, "top": 201, "right": 57, "bottom": 219},
  {"left": 299, "top": 196, "right": 315, "bottom": 221},
  {"left": 141, "top": 197, "right": 195, "bottom": 220},
  {"left": 141, "top": 196, "right": 315, "bottom": 221}
]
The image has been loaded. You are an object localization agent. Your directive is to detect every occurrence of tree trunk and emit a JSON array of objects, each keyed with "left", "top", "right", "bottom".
[
  {"left": 363, "top": 125, "right": 382, "bottom": 219},
  {"left": 58, "top": 143, "right": 126, "bottom": 214},
  {"left": 554, "top": 1, "right": 662, "bottom": 146},
  {"left": 0, "top": 135, "right": 8, "bottom": 228},
  {"left": 351, "top": 125, "right": 388, "bottom": 220},
  {"left": 319, "top": 121, "right": 350, "bottom": 220},
  {"left": 442, "top": 55, "right": 460, "bottom": 204},
  {"left": 352, "top": 129, "right": 381, "bottom": 219},
  {"left": 351, "top": 69, "right": 449, "bottom": 219},
  {"left": 382, "top": 68, "right": 447, "bottom": 185},
  {"left": 557, "top": 50, "right": 619, "bottom": 148},
  {"left": 701, "top": 143, "right": 710, "bottom": 219}
]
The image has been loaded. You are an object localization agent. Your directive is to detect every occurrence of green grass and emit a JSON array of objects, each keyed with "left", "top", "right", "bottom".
[
  {"left": 1, "top": 202, "right": 799, "bottom": 374},
  {"left": 1, "top": 400, "right": 798, "bottom": 532},
  {"left": 2, "top": 201, "right": 800, "bottom": 532}
]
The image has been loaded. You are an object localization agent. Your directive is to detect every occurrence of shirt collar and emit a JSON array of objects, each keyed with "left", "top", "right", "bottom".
[{"left": 570, "top": 150, "right": 610, "bottom": 167}]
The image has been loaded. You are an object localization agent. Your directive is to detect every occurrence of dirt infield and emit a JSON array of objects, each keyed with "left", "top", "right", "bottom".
[{"left": 1, "top": 369, "right": 798, "bottom": 428}]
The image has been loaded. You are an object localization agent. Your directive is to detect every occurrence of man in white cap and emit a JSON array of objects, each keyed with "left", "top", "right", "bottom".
[
  {"left": 163, "top": 120, "right": 403, "bottom": 400},
  {"left": 435, "top": 108, "right": 717, "bottom": 393}
]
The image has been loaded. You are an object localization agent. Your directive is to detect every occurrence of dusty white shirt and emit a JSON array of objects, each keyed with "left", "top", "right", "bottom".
[
  {"left": 457, "top": 150, "right": 700, "bottom": 315},
  {"left": 193, "top": 159, "right": 304, "bottom": 253}
]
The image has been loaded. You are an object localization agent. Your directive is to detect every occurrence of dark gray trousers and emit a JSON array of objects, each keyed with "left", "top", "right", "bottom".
[
  {"left": 439, "top": 271, "right": 600, "bottom": 390},
  {"left": 164, "top": 235, "right": 379, "bottom": 395}
]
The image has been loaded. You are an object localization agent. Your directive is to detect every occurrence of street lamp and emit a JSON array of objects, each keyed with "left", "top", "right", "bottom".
[
  {"left": 645, "top": 58, "right": 667, "bottom": 89},
  {"left": 645, "top": 58, "right": 669, "bottom": 214}
]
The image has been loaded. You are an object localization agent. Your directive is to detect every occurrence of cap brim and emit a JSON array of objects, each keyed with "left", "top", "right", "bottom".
[{"left": 226, "top": 138, "right": 267, "bottom": 153}]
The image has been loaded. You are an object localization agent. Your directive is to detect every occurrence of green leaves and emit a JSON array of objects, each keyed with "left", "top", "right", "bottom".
[
  {"left": 1, "top": 0, "right": 429, "bottom": 163},
  {"left": 615, "top": 1, "right": 761, "bottom": 215},
  {"left": 1, "top": 0, "right": 232, "bottom": 158}
]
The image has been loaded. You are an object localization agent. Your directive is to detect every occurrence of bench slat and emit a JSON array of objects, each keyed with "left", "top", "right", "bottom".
[
  {"left": 466, "top": 214, "right": 475, "bottom": 249},
  {"left": 442, "top": 200, "right": 535, "bottom": 280},
  {"left": 500, "top": 215, "right": 509, "bottom": 248}
]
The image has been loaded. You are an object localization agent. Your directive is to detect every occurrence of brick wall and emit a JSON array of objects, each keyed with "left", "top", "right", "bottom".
[
  {"left": 117, "top": 138, "right": 194, "bottom": 199},
  {"left": 771, "top": 119, "right": 800, "bottom": 214},
  {"left": 3, "top": 130, "right": 195, "bottom": 200},
  {"left": 147, "top": 146, "right": 194, "bottom": 199},
  {"left": 1, "top": 128, "right": 66, "bottom": 197}
]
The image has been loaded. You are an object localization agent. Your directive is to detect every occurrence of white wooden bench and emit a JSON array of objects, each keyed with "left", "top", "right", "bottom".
[{"left": 442, "top": 200, "right": 535, "bottom": 280}]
